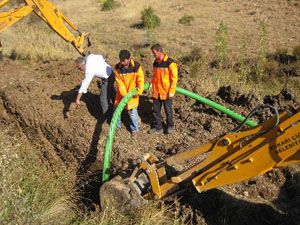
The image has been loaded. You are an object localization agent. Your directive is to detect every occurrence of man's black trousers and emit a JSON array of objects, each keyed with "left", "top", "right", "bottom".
[
  {"left": 100, "top": 73, "right": 116, "bottom": 121},
  {"left": 153, "top": 98, "right": 173, "bottom": 130}
]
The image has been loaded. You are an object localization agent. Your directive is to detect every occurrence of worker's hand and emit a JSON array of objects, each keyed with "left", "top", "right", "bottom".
[
  {"left": 75, "top": 99, "right": 81, "bottom": 106},
  {"left": 75, "top": 92, "right": 83, "bottom": 107},
  {"left": 169, "top": 93, "right": 175, "bottom": 98}
]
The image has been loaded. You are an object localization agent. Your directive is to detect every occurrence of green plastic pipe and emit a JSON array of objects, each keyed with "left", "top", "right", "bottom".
[
  {"left": 102, "top": 84, "right": 257, "bottom": 182},
  {"left": 102, "top": 82, "right": 150, "bottom": 181},
  {"left": 175, "top": 87, "right": 257, "bottom": 127}
]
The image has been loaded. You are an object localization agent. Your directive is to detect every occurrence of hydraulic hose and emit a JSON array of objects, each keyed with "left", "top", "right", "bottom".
[
  {"left": 175, "top": 87, "right": 257, "bottom": 127},
  {"left": 102, "top": 85, "right": 257, "bottom": 182},
  {"left": 102, "top": 83, "right": 150, "bottom": 181}
]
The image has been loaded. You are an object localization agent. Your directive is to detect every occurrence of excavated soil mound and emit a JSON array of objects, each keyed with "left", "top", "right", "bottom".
[{"left": 0, "top": 58, "right": 299, "bottom": 224}]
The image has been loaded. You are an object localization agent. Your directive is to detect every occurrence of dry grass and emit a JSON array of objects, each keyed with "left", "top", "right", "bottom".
[
  {"left": 1, "top": 0, "right": 299, "bottom": 62},
  {"left": 0, "top": 126, "right": 180, "bottom": 225},
  {"left": 0, "top": 126, "right": 75, "bottom": 225},
  {"left": 2, "top": 0, "right": 299, "bottom": 98},
  {"left": 101, "top": 0, "right": 119, "bottom": 11},
  {"left": 178, "top": 14, "right": 194, "bottom": 26}
]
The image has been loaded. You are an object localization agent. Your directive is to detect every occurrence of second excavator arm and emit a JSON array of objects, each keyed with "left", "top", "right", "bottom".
[{"left": 0, "top": 0, "right": 90, "bottom": 55}]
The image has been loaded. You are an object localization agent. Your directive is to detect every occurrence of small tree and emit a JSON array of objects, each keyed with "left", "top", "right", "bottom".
[
  {"left": 215, "top": 22, "right": 229, "bottom": 68},
  {"left": 141, "top": 7, "right": 161, "bottom": 30}
]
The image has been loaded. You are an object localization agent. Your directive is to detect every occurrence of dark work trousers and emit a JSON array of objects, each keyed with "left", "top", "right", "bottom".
[
  {"left": 100, "top": 73, "right": 116, "bottom": 121},
  {"left": 153, "top": 98, "right": 174, "bottom": 130}
]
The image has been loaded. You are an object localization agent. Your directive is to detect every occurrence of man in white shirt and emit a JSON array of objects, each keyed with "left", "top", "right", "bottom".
[{"left": 75, "top": 54, "right": 115, "bottom": 121}]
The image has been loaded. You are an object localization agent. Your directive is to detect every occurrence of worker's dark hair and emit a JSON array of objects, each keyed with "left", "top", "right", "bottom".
[
  {"left": 119, "top": 49, "right": 131, "bottom": 61},
  {"left": 151, "top": 43, "right": 163, "bottom": 52}
]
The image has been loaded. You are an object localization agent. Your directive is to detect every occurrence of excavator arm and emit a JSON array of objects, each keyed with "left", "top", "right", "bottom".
[
  {"left": 100, "top": 107, "right": 300, "bottom": 209},
  {"left": 0, "top": 0, "right": 90, "bottom": 55},
  {"left": 131, "top": 108, "right": 300, "bottom": 199},
  {"left": 0, "top": 0, "right": 34, "bottom": 32}
]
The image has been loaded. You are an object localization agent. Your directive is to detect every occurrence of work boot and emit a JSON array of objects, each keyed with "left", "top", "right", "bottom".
[
  {"left": 148, "top": 128, "right": 163, "bottom": 134},
  {"left": 167, "top": 127, "right": 174, "bottom": 134},
  {"left": 131, "top": 131, "right": 138, "bottom": 140}
]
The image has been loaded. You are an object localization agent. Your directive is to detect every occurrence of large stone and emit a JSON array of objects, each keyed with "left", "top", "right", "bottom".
[{"left": 100, "top": 175, "right": 147, "bottom": 212}]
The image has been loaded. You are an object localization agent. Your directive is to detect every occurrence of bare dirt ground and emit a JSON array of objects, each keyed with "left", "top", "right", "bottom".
[
  {"left": 1, "top": 1, "right": 300, "bottom": 224},
  {"left": 0, "top": 56, "right": 299, "bottom": 224}
]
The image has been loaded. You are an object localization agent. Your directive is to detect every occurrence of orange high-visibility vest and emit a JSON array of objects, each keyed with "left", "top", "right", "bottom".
[
  {"left": 151, "top": 55, "right": 178, "bottom": 100},
  {"left": 114, "top": 59, "right": 144, "bottom": 110}
]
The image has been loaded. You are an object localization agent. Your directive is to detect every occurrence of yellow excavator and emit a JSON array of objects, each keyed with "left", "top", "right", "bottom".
[
  {"left": 100, "top": 106, "right": 300, "bottom": 210},
  {"left": 0, "top": 0, "right": 90, "bottom": 57}
]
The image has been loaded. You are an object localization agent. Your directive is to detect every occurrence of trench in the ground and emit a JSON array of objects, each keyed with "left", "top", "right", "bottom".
[{"left": 0, "top": 87, "right": 299, "bottom": 224}]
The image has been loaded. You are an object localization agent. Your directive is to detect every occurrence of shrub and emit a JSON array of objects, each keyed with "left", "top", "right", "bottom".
[
  {"left": 179, "top": 14, "right": 194, "bottom": 26},
  {"left": 141, "top": 7, "right": 161, "bottom": 30},
  {"left": 215, "top": 22, "right": 229, "bottom": 68},
  {"left": 102, "top": 0, "right": 118, "bottom": 11}
]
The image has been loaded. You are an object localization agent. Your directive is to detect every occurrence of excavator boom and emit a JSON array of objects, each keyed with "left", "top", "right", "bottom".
[
  {"left": 0, "top": 0, "right": 90, "bottom": 55},
  {"left": 0, "top": 0, "right": 9, "bottom": 8}
]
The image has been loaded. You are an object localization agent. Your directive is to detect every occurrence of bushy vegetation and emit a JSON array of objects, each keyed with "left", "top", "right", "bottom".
[
  {"left": 179, "top": 14, "right": 194, "bottom": 26},
  {"left": 179, "top": 21, "right": 300, "bottom": 97},
  {"left": 141, "top": 7, "right": 161, "bottom": 30},
  {"left": 101, "top": 0, "right": 119, "bottom": 11},
  {"left": 215, "top": 22, "right": 229, "bottom": 68}
]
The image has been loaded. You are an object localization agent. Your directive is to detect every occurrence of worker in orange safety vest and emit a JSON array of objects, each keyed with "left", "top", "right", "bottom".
[
  {"left": 148, "top": 43, "right": 178, "bottom": 134},
  {"left": 114, "top": 49, "right": 144, "bottom": 139}
]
